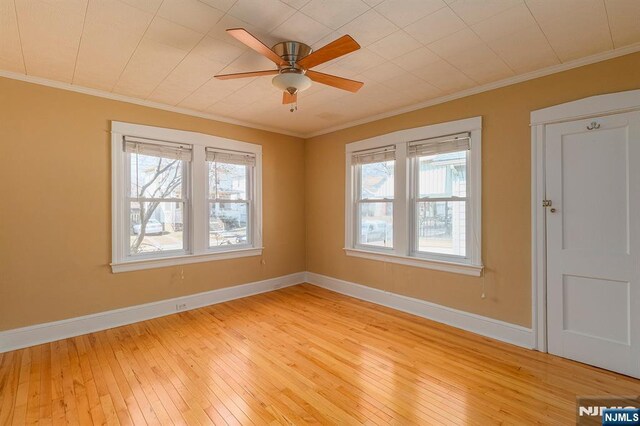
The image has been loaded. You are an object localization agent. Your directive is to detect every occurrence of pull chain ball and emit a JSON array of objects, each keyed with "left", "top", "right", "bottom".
[{"left": 289, "top": 102, "right": 298, "bottom": 113}]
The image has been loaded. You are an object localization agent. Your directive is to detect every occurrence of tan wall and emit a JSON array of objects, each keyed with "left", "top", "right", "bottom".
[
  {"left": 0, "top": 77, "right": 306, "bottom": 331},
  {"left": 305, "top": 52, "right": 640, "bottom": 328}
]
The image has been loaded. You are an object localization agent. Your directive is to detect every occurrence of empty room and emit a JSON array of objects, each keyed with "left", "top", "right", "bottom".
[{"left": 1, "top": 0, "right": 640, "bottom": 424}]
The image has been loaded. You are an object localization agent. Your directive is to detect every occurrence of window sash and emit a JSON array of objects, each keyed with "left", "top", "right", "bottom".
[
  {"left": 206, "top": 148, "right": 256, "bottom": 166},
  {"left": 207, "top": 162, "right": 254, "bottom": 249},
  {"left": 354, "top": 161, "right": 395, "bottom": 250},
  {"left": 410, "top": 150, "right": 471, "bottom": 261},
  {"left": 124, "top": 151, "right": 190, "bottom": 258}
]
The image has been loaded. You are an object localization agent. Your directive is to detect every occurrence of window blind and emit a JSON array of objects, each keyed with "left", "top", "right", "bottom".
[
  {"left": 206, "top": 148, "right": 256, "bottom": 166},
  {"left": 124, "top": 136, "right": 192, "bottom": 161},
  {"left": 351, "top": 146, "right": 396, "bottom": 165},
  {"left": 408, "top": 133, "right": 470, "bottom": 157}
]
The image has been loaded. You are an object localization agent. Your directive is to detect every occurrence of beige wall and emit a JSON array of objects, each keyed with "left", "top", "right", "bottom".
[
  {"left": 0, "top": 77, "right": 306, "bottom": 331},
  {"left": 305, "top": 52, "right": 640, "bottom": 328}
]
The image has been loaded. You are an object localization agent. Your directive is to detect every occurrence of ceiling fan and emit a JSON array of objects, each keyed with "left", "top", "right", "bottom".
[{"left": 214, "top": 28, "right": 364, "bottom": 111}]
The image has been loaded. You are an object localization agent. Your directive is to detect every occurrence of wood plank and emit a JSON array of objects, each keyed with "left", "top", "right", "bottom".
[{"left": 1, "top": 284, "right": 639, "bottom": 424}]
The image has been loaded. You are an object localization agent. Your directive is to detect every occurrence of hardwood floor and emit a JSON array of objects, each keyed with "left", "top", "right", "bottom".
[{"left": 1, "top": 284, "right": 638, "bottom": 425}]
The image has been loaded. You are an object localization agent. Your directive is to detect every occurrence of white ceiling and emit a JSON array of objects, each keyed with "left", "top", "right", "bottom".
[{"left": 1, "top": 0, "right": 639, "bottom": 136}]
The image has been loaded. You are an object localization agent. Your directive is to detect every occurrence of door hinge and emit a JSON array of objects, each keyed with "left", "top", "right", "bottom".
[{"left": 542, "top": 200, "right": 552, "bottom": 207}]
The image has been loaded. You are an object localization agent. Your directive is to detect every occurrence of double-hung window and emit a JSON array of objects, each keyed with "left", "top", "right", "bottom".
[
  {"left": 112, "top": 122, "right": 262, "bottom": 273},
  {"left": 345, "top": 117, "right": 482, "bottom": 276}
]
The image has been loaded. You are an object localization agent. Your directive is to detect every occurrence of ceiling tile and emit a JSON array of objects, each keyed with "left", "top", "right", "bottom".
[
  {"left": 14, "top": 0, "right": 87, "bottom": 82},
  {"left": 448, "top": 0, "right": 522, "bottom": 25},
  {"left": 526, "top": 0, "right": 613, "bottom": 62},
  {"left": 428, "top": 29, "right": 513, "bottom": 83},
  {"left": 228, "top": 0, "right": 296, "bottom": 32},
  {"left": 74, "top": 0, "right": 153, "bottom": 90},
  {"left": 605, "top": 0, "right": 640, "bottom": 48},
  {"left": 338, "top": 9, "right": 398, "bottom": 47},
  {"left": 147, "top": 53, "right": 228, "bottom": 104},
  {"left": 178, "top": 78, "right": 246, "bottom": 110},
  {"left": 113, "top": 36, "right": 191, "bottom": 98},
  {"left": 281, "top": 0, "right": 312, "bottom": 9},
  {"left": 404, "top": 7, "right": 466, "bottom": 45},
  {"left": 359, "top": 61, "right": 405, "bottom": 82},
  {"left": 119, "top": 0, "right": 163, "bottom": 13},
  {"left": 191, "top": 36, "right": 246, "bottom": 65},
  {"left": 471, "top": 3, "right": 537, "bottom": 42},
  {"left": 380, "top": 72, "right": 424, "bottom": 92},
  {"left": 368, "top": 31, "right": 421, "bottom": 60},
  {"left": 157, "top": 0, "right": 224, "bottom": 33},
  {"left": 145, "top": 17, "right": 204, "bottom": 51},
  {"left": 362, "top": 0, "right": 383, "bottom": 6},
  {"left": 0, "top": 0, "right": 25, "bottom": 73},
  {"left": 410, "top": 58, "right": 475, "bottom": 93},
  {"left": 270, "top": 11, "right": 333, "bottom": 46},
  {"left": 328, "top": 48, "right": 385, "bottom": 75},
  {"left": 488, "top": 24, "right": 558, "bottom": 73},
  {"left": 374, "top": 0, "right": 445, "bottom": 28},
  {"left": 392, "top": 46, "right": 441, "bottom": 72},
  {"left": 300, "top": 0, "right": 369, "bottom": 30},
  {"left": 198, "top": 0, "right": 237, "bottom": 12}
]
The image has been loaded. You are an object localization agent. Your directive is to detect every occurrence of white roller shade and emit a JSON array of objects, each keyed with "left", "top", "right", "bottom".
[
  {"left": 206, "top": 148, "right": 256, "bottom": 166},
  {"left": 408, "top": 133, "right": 470, "bottom": 157},
  {"left": 124, "top": 136, "right": 192, "bottom": 161},
  {"left": 351, "top": 146, "right": 395, "bottom": 165}
]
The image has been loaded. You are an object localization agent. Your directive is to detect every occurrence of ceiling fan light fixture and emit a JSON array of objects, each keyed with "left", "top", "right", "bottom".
[{"left": 272, "top": 72, "right": 312, "bottom": 94}]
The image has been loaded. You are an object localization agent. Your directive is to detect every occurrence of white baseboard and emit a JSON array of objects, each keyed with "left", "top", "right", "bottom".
[
  {"left": 305, "top": 272, "right": 535, "bottom": 349},
  {"left": 0, "top": 272, "right": 305, "bottom": 353}
]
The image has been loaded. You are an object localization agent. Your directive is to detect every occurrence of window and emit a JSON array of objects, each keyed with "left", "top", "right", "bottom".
[
  {"left": 111, "top": 122, "right": 262, "bottom": 273},
  {"left": 345, "top": 117, "right": 482, "bottom": 276}
]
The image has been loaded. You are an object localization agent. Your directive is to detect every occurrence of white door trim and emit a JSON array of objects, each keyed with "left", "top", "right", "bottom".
[{"left": 530, "top": 89, "right": 640, "bottom": 352}]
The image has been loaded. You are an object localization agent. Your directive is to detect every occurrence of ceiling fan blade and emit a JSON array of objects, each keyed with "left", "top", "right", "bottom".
[
  {"left": 282, "top": 91, "right": 297, "bottom": 104},
  {"left": 215, "top": 70, "right": 278, "bottom": 80},
  {"left": 226, "top": 28, "right": 285, "bottom": 66},
  {"left": 306, "top": 70, "right": 364, "bottom": 93},
  {"left": 297, "top": 35, "right": 360, "bottom": 70}
]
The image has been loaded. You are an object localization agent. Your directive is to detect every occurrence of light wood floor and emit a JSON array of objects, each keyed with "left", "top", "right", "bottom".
[{"left": 1, "top": 284, "right": 639, "bottom": 425}]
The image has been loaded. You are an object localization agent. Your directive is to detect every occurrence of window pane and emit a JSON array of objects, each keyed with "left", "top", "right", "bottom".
[
  {"left": 130, "top": 153, "right": 183, "bottom": 198},
  {"left": 130, "top": 201, "right": 184, "bottom": 254},
  {"left": 360, "top": 160, "right": 394, "bottom": 199},
  {"left": 359, "top": 202, "right": 393, "bottom": 248},
  {"left": 418, "top": 151, "right": 466, "bottom": 198},
  {"left": 209, "top": 202, "right": 249, "bottom": 247},
  {"left": 209, "top": 162, "right": 247, "bottom": 200},
  {"left": 416, "top": 201, "right": 466, "bottom": 256}
]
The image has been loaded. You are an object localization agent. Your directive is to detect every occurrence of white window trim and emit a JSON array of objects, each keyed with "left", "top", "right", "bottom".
[
  {"left": 111, "top": 121, "right": 263, "bottom": 273},
  {"left": 344, "top": 116, "right": 483, "bottom": 277}
]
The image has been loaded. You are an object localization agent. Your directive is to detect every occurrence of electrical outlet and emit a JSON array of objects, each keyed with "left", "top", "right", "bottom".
[{"left": 176, "top": 303, "right": 187, "bottom": 311}]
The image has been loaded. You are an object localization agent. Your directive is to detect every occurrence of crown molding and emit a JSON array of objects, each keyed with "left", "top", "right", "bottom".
[
  {"left": 303, "top": 42, "right": 640, "bottom": 139},
  {"left": 0, "top": 70, "right": 305, "bottom": 138}
]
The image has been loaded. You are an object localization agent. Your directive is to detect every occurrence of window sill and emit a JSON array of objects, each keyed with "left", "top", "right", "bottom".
[
  {"left": 111, "top": 247, "right": 263, "bottom": 273},
  {"left": 344, "top": 248, "right": 483, "bottom": 276}
]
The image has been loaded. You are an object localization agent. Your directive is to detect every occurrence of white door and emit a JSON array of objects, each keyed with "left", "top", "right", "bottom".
[{"left": 545, "top": 111, "right": 640, "bottom": 378}]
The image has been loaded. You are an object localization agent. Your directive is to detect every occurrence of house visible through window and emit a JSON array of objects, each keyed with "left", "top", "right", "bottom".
[
  {"left": 345, "top": 118, "right": 482, "bottom": 276},
  {"left": 111, "top": 122, "right": 262, "bottom": 273}
]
